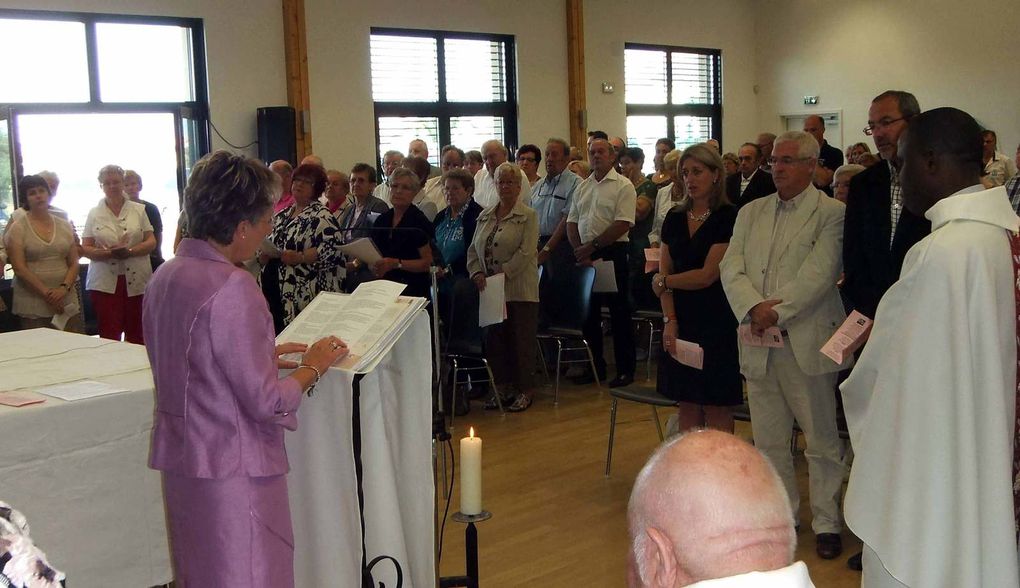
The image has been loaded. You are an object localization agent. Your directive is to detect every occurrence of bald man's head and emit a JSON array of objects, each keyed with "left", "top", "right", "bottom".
[
  {"left": 628, "top": 430, "right": 795, "bottom": 588},
  {"left": 802, "top": 115, "right": 825, "bottom": 147}
]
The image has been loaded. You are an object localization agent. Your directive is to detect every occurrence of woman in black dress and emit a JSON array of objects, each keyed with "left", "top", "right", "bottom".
[
  {"left": 370, "top": 167, "right": 434, "bottom": 297},
  {"left": 651, "top": 143, "right": 741, "bottom": 432}
]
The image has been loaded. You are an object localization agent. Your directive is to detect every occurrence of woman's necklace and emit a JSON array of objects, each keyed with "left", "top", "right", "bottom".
[{"left": 687, "top": 208, "right": 711, "bottom": 222}]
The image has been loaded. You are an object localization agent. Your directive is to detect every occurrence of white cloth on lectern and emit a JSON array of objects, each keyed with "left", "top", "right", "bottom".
[{"left": 841, "top": 185, "right": 1020, "bottom": 588}]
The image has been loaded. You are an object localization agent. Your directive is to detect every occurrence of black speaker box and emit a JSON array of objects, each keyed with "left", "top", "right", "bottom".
[{"left": 257, "top": 106, "right": 297, "bottom": 165}]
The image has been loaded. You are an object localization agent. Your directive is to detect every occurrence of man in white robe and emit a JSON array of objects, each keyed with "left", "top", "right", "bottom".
[{"left": 841, "top": 107, "right": 1020, "bottom": 587}]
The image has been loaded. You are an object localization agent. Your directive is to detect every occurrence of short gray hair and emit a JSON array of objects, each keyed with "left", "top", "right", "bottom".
[
  {"left": 481, "top": 139, "right": 508, "bottom": 158},
  {"left": 546, "top": 137, "right": 570, "bottom": 157},
  {"left": 388, "top": 167, "right": 421, "bottom": 192},
  {"left": 97, "top": 164, "right": 125, "bottom": 182},
  {"left": 494, "top": 161, "right": 522, "bottom": 183},
  {"left": 834, "top": 163, "right": 866, "bottom": 181},
  {"left": 185, "top": 150, "right": 277, "bottom": 246},
  {"left": 775, "top": 130, "right": 820, "bottom": 160}
]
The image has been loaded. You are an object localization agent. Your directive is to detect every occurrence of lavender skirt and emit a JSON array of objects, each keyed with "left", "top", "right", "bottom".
[{"left": 163, "top": 473, "right": 295, "bottom": 587}]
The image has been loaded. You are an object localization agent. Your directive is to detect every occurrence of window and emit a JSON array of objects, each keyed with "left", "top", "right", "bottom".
[
  {"left": 0, "top": 9, "right": 210, "bottom": 262},
  {"left": 624, "top": 43, "right": 721, "bottom": 174},
  {"left": 370, "top": 28, "right": 517, "bottom": 170}
]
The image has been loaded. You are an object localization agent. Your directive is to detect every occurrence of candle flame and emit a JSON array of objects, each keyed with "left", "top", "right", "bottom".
[{"left": 470, "top": 427, "right": 475, "bottom": 438}]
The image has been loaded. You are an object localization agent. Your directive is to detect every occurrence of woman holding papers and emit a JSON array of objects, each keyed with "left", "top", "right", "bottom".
[
  {"left": 466, "top": 162, "right": 540, "bottom": 412},
  {"left": 143, "top": 151, "right": 349, "bottom": 587},
  {"left": 651, "top": 143, "right": 741, "bottom": 432},
  {"left": 5, "top": 175, "right": 81, "bottom": 331},
  {"left": 369, "top": 167, "right": 434, "bottom": 297},
  {"left": 81, "top": 164, "right": 157, "bottom": 343},
  {"left": 265, "top": 163, "right": 341, "bottom": 327}
]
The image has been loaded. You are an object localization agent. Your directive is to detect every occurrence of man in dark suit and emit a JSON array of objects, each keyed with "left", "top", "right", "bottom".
[
  {"left": 804, "top": 115, "right": 844, "bottom": 197},
  {"left": 840, "top": 90, "right": 930, "bottom": 572},
  {"left": 842, "top": 90, "right": 930, "bottom": 321},
  {"left": 726, "top": 142, "right": 776, "bottom": 208}
]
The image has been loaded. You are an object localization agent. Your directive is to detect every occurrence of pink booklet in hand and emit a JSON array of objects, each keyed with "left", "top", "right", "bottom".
[
  {"left": 644, "top": 248, "right": 661, "bottom": 274},
  {"left": 820, "top": 310, "right": 872, "bottom": 364},
  {"left": 0, "top": 391, "right": 46, "bottom": 407},
  {"left": 671, "top": 339, "right": 704, "bottom": 369},
  {"left": 737, "top": 324, "right": 785, "bottom": 348}
]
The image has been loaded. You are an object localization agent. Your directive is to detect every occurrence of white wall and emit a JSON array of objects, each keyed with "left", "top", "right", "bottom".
[
  {"left": 756, "top": 0, "right": 1020, "bottom": 156},
  {"left": 304, "top": 0, "right": 571, "bottom": 171},
  {"left": 0, "top": 0, "right": 287, "bottom": 159},
  {"left": 583, "top": 0, "right": 759, "bottom": 152}
]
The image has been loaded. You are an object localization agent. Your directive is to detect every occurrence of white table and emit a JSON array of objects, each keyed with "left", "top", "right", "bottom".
[
  {"left": 0, "top": 329, "right": 171, "bottom": 588},
  {"left": 288, "top": 311, "right": 436, "bottom": 588}
]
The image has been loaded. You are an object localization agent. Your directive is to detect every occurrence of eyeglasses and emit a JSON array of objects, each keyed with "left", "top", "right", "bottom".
[
  {"left": 291, "top": 177, "right": 315, "bottom": 186},
  {"left": 737, "top": 156, "right": 756, "bottom": 162},
  {"left": 766, "top": 156, "right": 814, "bottom": 166},
  {"left": 516, "top": 156, "right": 537, "bottom": 163},
  {"left": 862, "top": 117, "right": 908, "bottom": 136}
]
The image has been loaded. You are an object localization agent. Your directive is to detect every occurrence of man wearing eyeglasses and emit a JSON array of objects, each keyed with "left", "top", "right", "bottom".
[
  {"left": 720, "top": 130, "right": 850, "bottom": 562},
  {"left": 726, "top": 142, "right": 776, "bottom": 209},
  {"left": 841, "top": 90, "right": 931, "bottom": 323},
  {"left": 840, "top": 90, "right": 931, "bottom": 572}
]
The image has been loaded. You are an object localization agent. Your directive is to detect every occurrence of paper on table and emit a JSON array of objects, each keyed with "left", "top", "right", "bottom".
[
  {"left": 671, "top": 339, "right": 704, "bottom": 369},
  {"left": 821, "top": 310, "right": 872, "bottom": 364},
  {"left": 338, "top": 238, "right": 383, "bottom": 265},
  {"left": 737, "top": 324, "right": 785, "bottom": 348},
  {"left": 479, "top": 273, "right": 506, "bottom": 327},
  {"left": 644, "top": 247, "right": 661, "bottom": 274},
  {"left": 36, "top": 380, "right": 130, "bottom": 401},
  {"left": 51, "top": 301, "right": 79, "bottom": 331},
  {"left": 592, "top": 259, "right": 618, "bottom": 293},
  {"left": 0, "top": 390, "right": 46, "bottom": 407}
]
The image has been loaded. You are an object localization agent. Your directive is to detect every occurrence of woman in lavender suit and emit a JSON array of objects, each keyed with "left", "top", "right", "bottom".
[{"left": 143, "top": 151, "right": 349, "bottom": 586}]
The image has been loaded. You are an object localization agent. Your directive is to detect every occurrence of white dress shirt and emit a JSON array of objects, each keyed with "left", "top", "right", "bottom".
[
  {"left": 687, "top": 561, "right": 815, "bottom": 588},
  {"left": 566, "top": 167, "right": 636, "bottom": 243},
  {"left": 82, "top": 198, "right": 154, "bottom": 296}
]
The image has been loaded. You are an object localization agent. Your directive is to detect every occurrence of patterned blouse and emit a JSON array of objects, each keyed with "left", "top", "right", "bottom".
[{"left": 268, "top": 201, "right": 341, "bottom": 325}]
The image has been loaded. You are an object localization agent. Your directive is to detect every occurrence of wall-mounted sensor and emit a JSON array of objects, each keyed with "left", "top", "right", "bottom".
[{"left": 602, "top": 82, "right": 615, "bottom": 94}]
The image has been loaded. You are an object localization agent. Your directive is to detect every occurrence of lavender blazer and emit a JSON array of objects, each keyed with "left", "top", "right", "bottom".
[{"left": 144, "top": 238, "right": 303, "bottom": 478}]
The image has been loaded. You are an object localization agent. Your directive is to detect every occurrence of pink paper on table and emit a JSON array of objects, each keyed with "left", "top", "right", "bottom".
[
  {"left": 671, "top": 338, "right": 704, "bottom": 369},
  {"left": 644, "top": 247, "right": 661, "bottom": 274},
  {"left": 820, "top": 310, "right": 872, "bottom": 364},
  {"left": 0, "top": 391, "right": 46, "bottom": 407},
  {"left": 737, "top": 324, "right": 785, "bottom": 348}
]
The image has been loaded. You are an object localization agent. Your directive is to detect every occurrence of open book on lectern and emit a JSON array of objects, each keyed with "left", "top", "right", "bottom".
[{"left": 276, "top": 280, "right": 428, "bottom": 374}]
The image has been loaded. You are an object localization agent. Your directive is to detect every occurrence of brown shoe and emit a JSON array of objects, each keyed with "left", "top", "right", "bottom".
[{"left": 816, "top": 533, "right": 843, "bottom": 559}]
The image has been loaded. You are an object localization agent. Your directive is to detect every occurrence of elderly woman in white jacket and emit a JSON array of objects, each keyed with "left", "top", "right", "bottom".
[{"left": 466, "top": 162, "right": 539, "bottom": 412}]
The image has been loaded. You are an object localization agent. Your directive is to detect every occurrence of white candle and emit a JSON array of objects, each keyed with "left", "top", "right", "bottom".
[{"left": 460, "top": 427, "right": 483, "bottom": 515}]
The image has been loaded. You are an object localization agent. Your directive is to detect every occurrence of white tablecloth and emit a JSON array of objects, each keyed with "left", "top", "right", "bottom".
[
  {"left": 288, "top": 311, "right": 436, "bottom": 588},
  {"left": 0, "top": 329, "right": 171, "bottom": 588}
]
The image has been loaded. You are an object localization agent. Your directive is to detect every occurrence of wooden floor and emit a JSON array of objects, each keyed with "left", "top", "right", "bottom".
[{"left": 436, "top": 370, "right": 862, "bottom": 587}]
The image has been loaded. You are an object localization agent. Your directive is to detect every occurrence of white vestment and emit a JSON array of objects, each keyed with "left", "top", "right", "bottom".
[{"left": 841, "top": 185, "right": 1020, "bottom": 587}]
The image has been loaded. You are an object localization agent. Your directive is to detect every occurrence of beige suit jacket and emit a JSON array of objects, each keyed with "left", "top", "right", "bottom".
[{"left": 720, "top": 185, "right": 851, "bottom": 379}]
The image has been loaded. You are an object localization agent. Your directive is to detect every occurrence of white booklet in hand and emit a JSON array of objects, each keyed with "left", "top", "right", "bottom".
[
  {"left": 338, "top": 237, "right": 383, "bottom": 265},
  {"left": 478, "top": 274, "right": 506, "bottom": 327},
  {"left": 671, "top": 338, "right": 704, "bottom": 370},
  {"left": 51, "top": 302, "right": 79, "bottom": 331},
  {"left": 592, "top": 259, "right": 618, "bottom": 293}
]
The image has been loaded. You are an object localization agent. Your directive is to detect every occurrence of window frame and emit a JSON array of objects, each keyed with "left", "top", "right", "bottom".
[
  {"left": 0, "top": 8, "right": 211, "bottom": 209},
  {"left": 369, "top": 27, "right": 519, "bottom": 169},
  {"left": 624, "top": 42, "right": 722, "bottom": 148}
]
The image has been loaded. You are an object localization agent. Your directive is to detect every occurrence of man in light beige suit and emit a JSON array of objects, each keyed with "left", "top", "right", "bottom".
[{"left": 719, "top": 130, "right": 851, "bottom": 562}]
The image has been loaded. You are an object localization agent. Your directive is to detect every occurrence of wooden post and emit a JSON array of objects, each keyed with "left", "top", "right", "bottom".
[
  {"left": 282, "top": 0, "right": 312, "bottom": 160},
  {"left": 566, "top": 0, "right": 587, "bottom": 151}
]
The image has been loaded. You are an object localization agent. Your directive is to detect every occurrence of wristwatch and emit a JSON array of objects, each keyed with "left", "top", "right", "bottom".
[
  {"left": 591, "top": 237, "right": 602, "bottom": 249},
  {"left": 663, "top": 315, "right": 677, "bottom": 324},
  {"left": 397, "top": 259, "right": 403, "bottom": 270},
  {"left": 542, "top": 244, "right": 552, "bottom": 253}
]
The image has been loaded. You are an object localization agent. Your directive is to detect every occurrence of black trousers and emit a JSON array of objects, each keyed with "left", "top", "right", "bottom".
[{"left": 583, "top": 242, "right": 635, "bottom": 377}]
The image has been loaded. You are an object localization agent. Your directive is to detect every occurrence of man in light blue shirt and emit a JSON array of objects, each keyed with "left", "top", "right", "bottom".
[{"left": 531, "top": 138, "right": 580, "bottom": 272}]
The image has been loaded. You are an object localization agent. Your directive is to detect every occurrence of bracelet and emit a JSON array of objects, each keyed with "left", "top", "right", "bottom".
[{"left": 296, "top": 363, "right": 321, "bottom": 394}]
